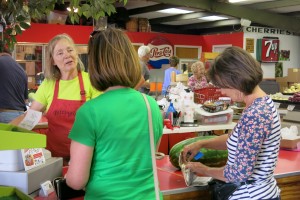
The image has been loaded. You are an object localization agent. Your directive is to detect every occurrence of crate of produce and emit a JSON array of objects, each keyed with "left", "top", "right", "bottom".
[{"left": 194, "top": 87, "right": 222, "bottom": 104}]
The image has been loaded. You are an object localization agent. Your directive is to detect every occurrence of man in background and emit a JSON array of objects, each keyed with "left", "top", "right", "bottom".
[
  {"left": 137, "top": 45, "right": 151, "bottom": 94},
  {"left": 0, "top": 41, "right": 28, "bottom": 123}
]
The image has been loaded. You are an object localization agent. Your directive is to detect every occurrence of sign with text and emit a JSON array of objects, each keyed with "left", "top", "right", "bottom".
[
  {"left": 257, "top": 38, "right": 280, "bottom": 63},
  {"left": 147, "top": 36, "right": 173, "bottom": 69},
  {"left": 21, "top": 148, "right": 45, "bottom": 171},
  {"left": 261, "top": 38, "right": 279, "bottom": 62}
]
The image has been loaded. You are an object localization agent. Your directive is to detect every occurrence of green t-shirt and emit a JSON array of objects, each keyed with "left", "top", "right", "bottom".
[
  {"left": 69, "top": 88, "right": 163, "bottom": 200},
  {"left": 34, "top": 71, "right": 101, "bottom": 111}
]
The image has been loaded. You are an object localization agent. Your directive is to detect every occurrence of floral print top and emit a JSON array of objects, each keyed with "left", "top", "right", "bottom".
[
  {"left": 224, "top": 96, "right": 281, "bottom": 199},
  {"left": 188, "top": 75, "right": 208, "bottom": 91}
]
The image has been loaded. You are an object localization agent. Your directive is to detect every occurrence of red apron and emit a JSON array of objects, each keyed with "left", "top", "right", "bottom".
[{"left": 45, "top": 72, "right": 86, "bottom": 163}]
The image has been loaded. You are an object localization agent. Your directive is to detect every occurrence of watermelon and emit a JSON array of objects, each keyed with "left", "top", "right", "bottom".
[{"left": 169, "top": 136, "right": 228, "bottom": 169}]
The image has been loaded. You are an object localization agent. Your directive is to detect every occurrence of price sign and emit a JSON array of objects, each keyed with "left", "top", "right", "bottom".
[
  {"left": 261, "top": 38, "right": 279, "bottom": 62},
  {"left": 287, "top": 105, "right": 295, "bottom": 111},
  {"left": 274, "top": 102, "right": 280, "bottom": 109}
]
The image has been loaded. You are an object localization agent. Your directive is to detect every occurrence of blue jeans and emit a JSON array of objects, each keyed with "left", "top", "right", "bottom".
[{"left": 0, "top": 111, "right": 24, "bottom": 123}]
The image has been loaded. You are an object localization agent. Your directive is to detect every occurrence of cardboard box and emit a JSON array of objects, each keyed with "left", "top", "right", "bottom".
[
  {"left": 280, "top": 138, "right": 300, "bottom": 150},
  {"left": 16, "top": 52, "right": 25, "bottom": 60},
  {"left": 0, "top": 186, "right": 32, "bottom": 200},
  {"left": 28, "top": 76, "right": 36, "bottom": 89},
  {"left": 0, "top": 157, "right": 62, "bottom": 194},
  {"left": 275, "top": 76, "right": 288, "bottom": 92},
  {"left": 287, "top": 68, "right": 300, "bottom": 83},
  {"left": 24, "top": 46, "right": 35, "bottom": 54},
  {"left": 280, "top": 122, "right": 300, "bottom": 150},
  {"left": 25, "top": 62, "right": 35, "bottom": 76}
]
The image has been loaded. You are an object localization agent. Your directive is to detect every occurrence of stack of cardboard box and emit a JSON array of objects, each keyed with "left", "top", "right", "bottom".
[{"left": 276, "top": 68, "right": 300, "bottom": 92}]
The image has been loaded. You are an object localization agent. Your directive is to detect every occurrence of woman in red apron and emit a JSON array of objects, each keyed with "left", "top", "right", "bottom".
[{"left": 10, "top": 34, "right": 100, "bottom": 165}]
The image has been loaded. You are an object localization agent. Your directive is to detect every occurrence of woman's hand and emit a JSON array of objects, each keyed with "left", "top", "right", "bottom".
[
  {"left": 185, "top": 161, "right": 209, "bottom": 175},
  {"left": 181, "top": 141, "right": 202, "bottom": 163}
]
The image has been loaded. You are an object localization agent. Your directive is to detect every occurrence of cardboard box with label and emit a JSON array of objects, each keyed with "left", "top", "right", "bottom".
[{"left": 287, "top": 68, "right": 300, "bottom": 83}]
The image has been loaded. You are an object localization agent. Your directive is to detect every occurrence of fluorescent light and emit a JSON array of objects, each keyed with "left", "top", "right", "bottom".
[
  {"left": 229, "top": 0, "right": 248, "bottom": 3},
  {"left": 67, "top": 7, "right": 78, "bottom": 13},
  {"left": 199, "top": 16, "right": 228, "bottom": 21},
  {"left": 157, "top": 8, "right": 194, "bottom": 14}
]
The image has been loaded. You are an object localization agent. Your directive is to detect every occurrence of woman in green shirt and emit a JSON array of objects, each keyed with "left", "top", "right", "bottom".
[{"left": 66, "top": 28, "right": 163, "bottom": 200}]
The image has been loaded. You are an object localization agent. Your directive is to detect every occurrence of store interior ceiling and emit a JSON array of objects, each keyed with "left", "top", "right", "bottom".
[{"left": 61, "top": 0, "right": 300, "bottom": 35}]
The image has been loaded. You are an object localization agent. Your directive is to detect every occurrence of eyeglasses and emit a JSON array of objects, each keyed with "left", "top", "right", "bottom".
[
  {"left": 90, "top": 28, "right": 107, "bottom": 38},
  {"left": 90, "top": 30, "right": 99, "bottom": 38}
]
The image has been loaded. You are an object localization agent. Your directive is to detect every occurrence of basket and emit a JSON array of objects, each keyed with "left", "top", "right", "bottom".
[
  {"left": 194, "top": 87, "right": 222, "bottom": 104},
  {"left": 126, "top": 18, "right": 138, "bottom": 32}
]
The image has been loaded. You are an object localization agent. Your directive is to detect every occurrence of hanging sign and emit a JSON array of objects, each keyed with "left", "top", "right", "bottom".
[
  {"left": 261, "top": 37, "right": 279, "bottom": 62},
  {"left": 147, "top": 36, "right": 173, "bottom": 69},
  {"left": 257, "top": 37, "right": 280, "bottom": 63}
]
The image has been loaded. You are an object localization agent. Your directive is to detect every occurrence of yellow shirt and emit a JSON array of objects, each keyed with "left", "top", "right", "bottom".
[{"left": 34, "top": 71, "right": 102, "bottom": 111}]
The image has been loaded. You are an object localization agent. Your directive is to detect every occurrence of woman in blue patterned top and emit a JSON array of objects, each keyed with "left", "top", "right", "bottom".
[{"left": 182, "top": 46, "right": 281, "bottom": 200}]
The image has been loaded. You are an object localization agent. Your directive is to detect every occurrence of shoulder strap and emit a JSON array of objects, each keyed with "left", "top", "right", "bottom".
[{"left": 141, "top": 93, "right": 160, "bottom": 200}]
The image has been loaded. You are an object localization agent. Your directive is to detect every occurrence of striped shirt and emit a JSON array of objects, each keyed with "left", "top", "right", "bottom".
[{"left": 225, "top": 96, "right": 281, "bottom": 199}]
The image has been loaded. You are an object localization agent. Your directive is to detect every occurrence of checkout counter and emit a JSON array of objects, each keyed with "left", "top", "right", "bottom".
[
  {"left": 3, "top": 105, "right": 300, "bottom": 200},
  {"left": 31, "top": 117, "right": 300, "bottom": 200},
  {"left": 31, "top": 149, "right": 300, "bottom": 200}
]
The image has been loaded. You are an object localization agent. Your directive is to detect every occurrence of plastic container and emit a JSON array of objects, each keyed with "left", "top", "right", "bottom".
[
  {"left": 0, "top": 150, "right": 24, "bottom": 171},
  {"left": 195, "top": 107, "right": 233, "bottom": 125}
]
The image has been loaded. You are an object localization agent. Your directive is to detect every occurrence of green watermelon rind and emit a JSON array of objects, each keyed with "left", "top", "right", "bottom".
[{"left": 169, "top": 136, "right": 228, "bottom": 169}]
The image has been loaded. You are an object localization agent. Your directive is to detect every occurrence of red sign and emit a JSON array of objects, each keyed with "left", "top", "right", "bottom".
[
  {"left": 261, "top": 38, "right": 279, "bottom": 62},
  {"left": 147, "top": 36, "right": 174, "bottom": 69}
]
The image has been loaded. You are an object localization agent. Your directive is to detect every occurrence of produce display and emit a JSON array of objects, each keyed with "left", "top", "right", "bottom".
[
  {"left": 283, "top": 83, "right": 300, "bottom": 94},
  {"left": 288, "top": 92, "right": 300, "bottom": 102},
  {"left": 169, "top": 136, "right": 228, "bottom": 169},
  {"left": 270, "top": 93, "right": 289, "bottom": 101}
]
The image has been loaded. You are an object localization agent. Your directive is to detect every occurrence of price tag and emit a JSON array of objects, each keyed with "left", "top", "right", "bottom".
[
  {"left": 39, "top": 180, "right": 54, "bottom": 197},
  {"left": 287, "top": 105, "right": 295, "bottom": 111},
  {"left": 274, "top": 102, "right": 280, "bottom": 109}
]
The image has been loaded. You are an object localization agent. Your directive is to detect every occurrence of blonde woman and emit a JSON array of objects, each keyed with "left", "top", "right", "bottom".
[
  {"left": 188, "top": 61, "right": 209, "bottom": 91},
  {"left": 11, "top": 34, "right": 101, "bottom": 165}
]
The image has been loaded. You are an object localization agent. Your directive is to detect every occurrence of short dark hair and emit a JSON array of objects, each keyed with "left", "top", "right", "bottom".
[
  {"left": 169, "top": 56, "right": 179, "bottom": 67},
  {"left": 88, "top": 28, "right": 141, "bottom": 91},
  {"left": 208, "top": 46, "right": 263, "bottom": 95}
]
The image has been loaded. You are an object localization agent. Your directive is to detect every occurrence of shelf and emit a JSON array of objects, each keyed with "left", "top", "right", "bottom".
[{"left": 16, "top": 60, "right": 42, "bottom": 62}]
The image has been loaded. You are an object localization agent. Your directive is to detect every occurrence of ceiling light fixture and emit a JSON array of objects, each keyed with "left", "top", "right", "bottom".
[
  {"left": 67, "top": 7, "right": 78, "bottom": 13},
  {"left": 240, "top": 18, "right": 251, "bottom": 26},
  {"left": 199, "top": 16, "right": 228, "bottom": 21},
  {"left": 157, "top": 8, "right": 194, "bottom": 14}
]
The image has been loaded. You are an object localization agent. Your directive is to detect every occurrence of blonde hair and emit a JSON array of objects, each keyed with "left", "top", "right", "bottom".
[
  {"left": 191, "top": 61, "right": 205, "bottom": 73},
  {"left": 88, "top": 28, "right": 141, "bottom": 91},
  {"left": 44, "top": 34, "right": 84, "bottom": 80}
]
